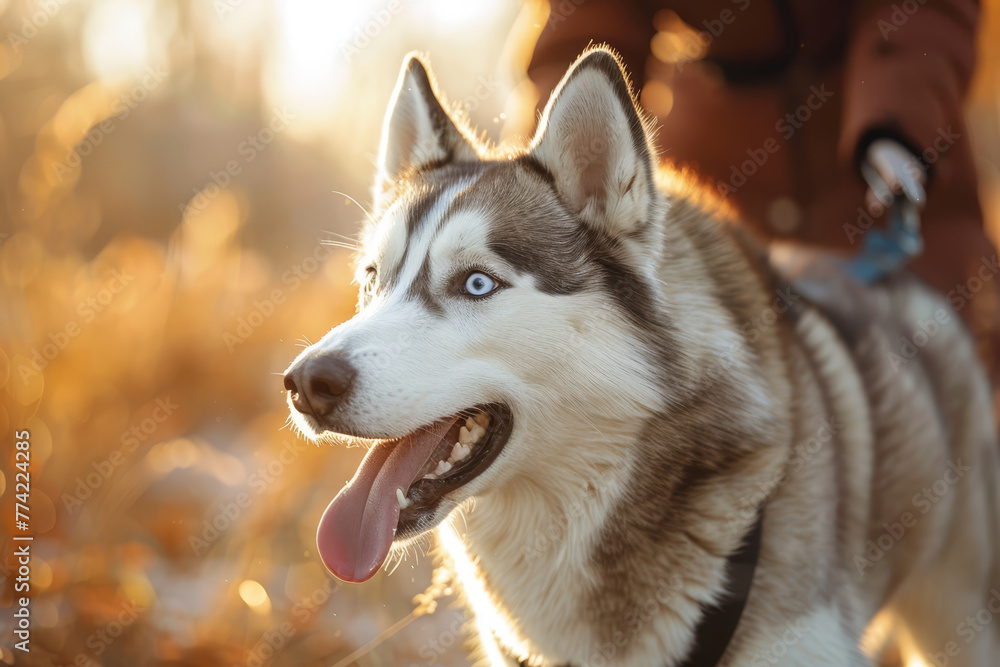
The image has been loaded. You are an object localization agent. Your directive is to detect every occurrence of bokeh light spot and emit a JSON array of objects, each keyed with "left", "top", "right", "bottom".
[{"left": 238, "top": 579, "right": 271, "bottom": 614}]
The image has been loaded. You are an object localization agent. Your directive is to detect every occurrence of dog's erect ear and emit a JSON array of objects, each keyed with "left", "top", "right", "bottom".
[
  {"left": 374, "top": 54, "right": 476, "bottom": 211},
  {"left": 530, "top": 48, "right": 657, "bottom": 236}
]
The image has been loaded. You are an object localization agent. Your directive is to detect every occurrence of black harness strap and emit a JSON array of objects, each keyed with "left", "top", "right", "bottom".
[
  {"left": 676, "top": 513, "right": 764, "bottom": 667},
  {"left": 515, "top": 513, "right": 764, "bottom": 667}
]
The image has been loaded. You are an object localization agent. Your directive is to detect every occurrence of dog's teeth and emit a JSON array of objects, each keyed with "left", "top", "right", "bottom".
[
  {"left": 471, "top": 425, "right": 486, "bottom": 443},
  {"left": 465, "top": 417, "right": 476, "bottom": 431},
  {"left": 475, "top": 413, "right": 490, "bottom": 428},
  {"left": 459, "top": 426, "right": 472, "bottom": 445},
  {"left": 453, "top": 443, "right": 471, "bottom": 462},
  {"left": 435, "top": 460, "right": 453, "bottom": 476},
  {"left": 423, "top": 472, "right": 437, "bottom": 480},
  {"left": 396, "top": 488, "right": 411, "bottom": 510}
]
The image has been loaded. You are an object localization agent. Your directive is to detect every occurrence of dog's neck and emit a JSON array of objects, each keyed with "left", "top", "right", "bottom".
[{"left": 440, "top": 195, "right": 795, "bottom": 666}]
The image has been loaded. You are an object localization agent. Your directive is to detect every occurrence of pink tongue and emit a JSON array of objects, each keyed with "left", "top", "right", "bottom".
[{"left": 316, "top": 419, "right": 457, "bottom": 582}]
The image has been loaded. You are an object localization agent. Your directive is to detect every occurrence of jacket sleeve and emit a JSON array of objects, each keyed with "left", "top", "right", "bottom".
[
  {"left": 839, "top": 0, "right": 979, "bottom": 174},
  {"left": 527, "top": 0, "right": 656, "bottom": 105}
]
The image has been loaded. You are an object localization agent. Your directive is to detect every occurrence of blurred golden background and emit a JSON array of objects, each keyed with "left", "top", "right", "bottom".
[{"left": 2, "top": 0, "right": 1000, "bottom": 665}]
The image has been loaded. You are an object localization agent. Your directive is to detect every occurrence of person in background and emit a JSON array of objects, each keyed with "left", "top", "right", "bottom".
[{"left": 525, "top": 0, "right": 999, "bottom": 379}]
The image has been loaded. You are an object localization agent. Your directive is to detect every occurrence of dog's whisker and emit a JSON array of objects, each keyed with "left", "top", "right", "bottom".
[
  {"left": 320, "top": 240, "right": 362, "bottom": 250},
  {"left": 385, "top": 551, "right": 403, "bottom": 577},
  {"left": 325, "top": 230, "right": 362, "bottom": 242},
  {"left": 330, "top": 191, "right": 376, "bottom": 226}
]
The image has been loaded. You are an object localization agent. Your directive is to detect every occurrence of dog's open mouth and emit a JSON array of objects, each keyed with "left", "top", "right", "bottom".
[{"left": 316, "top": 403, "right": 512, "bottom": 582}]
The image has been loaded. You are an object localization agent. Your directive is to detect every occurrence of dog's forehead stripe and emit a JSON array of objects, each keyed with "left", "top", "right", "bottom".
[
  {"left": 382, "top": 176, "right": 482, "bottom": 313},
  {"left": 381, "top": 163, "right": 490, "bottom": 287},
  {"left": 381, "top": 185, "right": 447, "bottom": 288}
]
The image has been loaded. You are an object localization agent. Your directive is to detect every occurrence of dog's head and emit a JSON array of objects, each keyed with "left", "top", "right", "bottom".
[{"left": 285, "top": 47, "right": 673, "bottom": 582}]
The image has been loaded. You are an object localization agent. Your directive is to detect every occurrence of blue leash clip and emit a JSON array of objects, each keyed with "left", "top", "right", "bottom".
[
  {"left": 775, "top": 168, "right": 924, "bottom": 307},
  {"left": 843, "top": 163, "right": 924, "bottom": 284}
]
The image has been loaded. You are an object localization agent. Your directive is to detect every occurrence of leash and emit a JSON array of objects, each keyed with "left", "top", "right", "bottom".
[{"left": 515, "top": 512, "right": 765, "bottom": 667}]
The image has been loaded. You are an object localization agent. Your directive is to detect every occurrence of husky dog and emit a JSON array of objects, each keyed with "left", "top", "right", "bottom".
[{"left": 283, "top": 47, "right": 1000, "bottom": 666}]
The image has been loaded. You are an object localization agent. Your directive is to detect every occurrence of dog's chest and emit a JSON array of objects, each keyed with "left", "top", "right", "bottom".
[{"left": 440, "top": 474, "right": 667, "bottom": 666}]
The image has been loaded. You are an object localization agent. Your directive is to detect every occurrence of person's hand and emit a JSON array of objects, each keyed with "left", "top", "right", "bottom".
[{"left": 862, "top": 138, "right": 926, "bottom": 216}]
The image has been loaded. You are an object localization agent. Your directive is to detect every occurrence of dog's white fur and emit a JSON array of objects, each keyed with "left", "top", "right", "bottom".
[{"left": 289, "top": 48, "right": 1000, "bottom": 666}]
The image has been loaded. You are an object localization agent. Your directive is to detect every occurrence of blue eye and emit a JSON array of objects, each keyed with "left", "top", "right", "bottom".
[{"left": 463, "top": 272, "right": 497, "bottom": 297}]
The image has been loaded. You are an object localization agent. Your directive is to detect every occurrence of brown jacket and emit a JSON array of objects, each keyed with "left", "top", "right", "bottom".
[{"left": 528, "top": 0, "right": 994, "bottom": 298}]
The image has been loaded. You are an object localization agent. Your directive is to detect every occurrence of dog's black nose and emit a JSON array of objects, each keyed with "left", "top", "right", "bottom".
[{"left": 284, "top": 352, "right": 356, "bottom": 420}]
